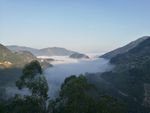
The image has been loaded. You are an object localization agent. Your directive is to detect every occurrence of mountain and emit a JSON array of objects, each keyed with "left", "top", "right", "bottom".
[
  {"left": 0, "top": 44, "right": 47, "bottom": 68},
  {"left": 101, "top": 36, "right": 149, "bottom": 59},
  {"left": 0, "top": 44, "right": 12, "bottom": 61},
  {"left": 6, "top": 45, "right": 37, "bottom": 53},
  {"left": 38, "top": 47, "right": 75, "bottom": 56},
  {"left": 108, "top": 37, "right": 150, "bottom": 112},
  {"left": 88, "top": 37, "right": 150, "bottom": 112},
  {"left": 7, "top": 46, "right": 77, "bottom": 56},
  {"left": 69, "top": 53, "right": 89, "bottom": 59},
  {"left": 0, "top": 44, "right": 52, "bottom": 70}
]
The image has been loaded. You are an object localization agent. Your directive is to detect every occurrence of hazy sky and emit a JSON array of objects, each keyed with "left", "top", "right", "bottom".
[{"left": 0, "top": 0, "right": 150, "bottom": 53}]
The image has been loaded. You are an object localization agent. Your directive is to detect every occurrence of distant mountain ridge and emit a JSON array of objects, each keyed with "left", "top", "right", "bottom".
[
  {"left": 101, "top": 36, "right": 150, "bottom": 59},
  {"left": 7, "top": 46, "right": 78, "bottom": 56}
]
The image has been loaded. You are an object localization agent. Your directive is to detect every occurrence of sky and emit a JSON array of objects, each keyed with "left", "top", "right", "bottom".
[{"left": 0, "top": 0, "right": 150, "bottom": 53}]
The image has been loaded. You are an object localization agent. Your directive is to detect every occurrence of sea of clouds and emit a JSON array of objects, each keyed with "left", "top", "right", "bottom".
[
  {"left": 5, "top": 53, "right": 113, "bottom": 99},
  {"left": 44, "top": 55, "right": 113, "bottom": 98}
]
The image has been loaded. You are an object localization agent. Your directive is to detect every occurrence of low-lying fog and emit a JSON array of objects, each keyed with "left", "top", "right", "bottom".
[
  {"left": 44, "top": 55, "right": 113, "bottom": 98},
  {"left": 5, "top": 54, "right": 114, "bottom": 99}
]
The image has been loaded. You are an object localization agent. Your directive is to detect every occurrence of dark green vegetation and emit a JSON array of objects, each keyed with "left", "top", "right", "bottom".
[
  {"left": 0, "top": 60, "right": 126, "bottom": 113},
  {"left": 69, "top": 53, "right": 89, "bottom": 59},
  {"left": 48, "top": 75, "right": 126, "bottom": 113},
  {"left": 90, "top": 37, "right": 150, "bottom": 113}
]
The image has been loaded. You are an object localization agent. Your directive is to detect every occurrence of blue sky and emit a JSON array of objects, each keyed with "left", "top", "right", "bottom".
[{"left": 0, "top": 0, "right": 150, "bottom": 53}]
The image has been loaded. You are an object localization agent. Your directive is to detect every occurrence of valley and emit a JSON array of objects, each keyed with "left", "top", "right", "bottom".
[
  {"left": 0, "top": 36, "right": 150, "bottom": 113},
  {"left": 1, "top": 1, "right": 150, "bottom": 112}
]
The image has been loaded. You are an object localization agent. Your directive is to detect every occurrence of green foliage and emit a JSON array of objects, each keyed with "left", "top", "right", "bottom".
[
  {"left": 0, "top": 102, "right": 6, "bottom": 113},
  {"left": 6, "top": 60, "right": 49, "bottom": 113},
  {"left": 6, "top": 95, "right": 48, "bottom": 113},
  {"left": 97, "top": 95, "right": 126, "bottom": 113},
  {"left": 60, "top": 75, "right": 94, "bottom": 97},
  {"left": 16, "top": 60, "right": 48, "bottom": 99},
  {"left": 59, "top": 75, "right": 95, "bottom": 113},
  {"left": 49, "top": 75, "right": 126, "bottom": 113}
]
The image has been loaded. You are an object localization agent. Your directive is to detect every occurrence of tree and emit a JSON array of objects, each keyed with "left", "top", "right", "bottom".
[
  {"left": 9, "top": 60, "right": 49, "bottom": 113},
  {"left": 49, "top": 75, "right": 126, "bottom": 113},
  {"left": 59, "top": 75, "right": 96, "bottom": 113},
  {"left": 97, "top": 95, "right": 126, "bottom": 113},
  {"left": 48, "top": 75, "right": 95, "bottom": 113}
]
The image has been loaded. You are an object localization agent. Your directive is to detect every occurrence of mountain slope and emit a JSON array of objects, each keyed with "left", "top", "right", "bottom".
[
  {"left": 100, "top": 37, "right": 150, "bottom": 112},
  {"left": 110, "top": 37, "right": 150, "bottom": 66},
  {"left": 87, "top": 37, "right": 150, "bottom": 113},
  {"left": 0, "top": 44, "right": 37, "bottom": 68},
  {"left": 0, "top": 44, "right": 12, "bottom": 61},
  {"left": 101, "top": 36, "right": 149, "bottom": 59}
]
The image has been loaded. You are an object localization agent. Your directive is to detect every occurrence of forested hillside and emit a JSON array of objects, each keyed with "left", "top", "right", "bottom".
[{"left": 88, "top": 37, "right": 150, "bottom": 113}]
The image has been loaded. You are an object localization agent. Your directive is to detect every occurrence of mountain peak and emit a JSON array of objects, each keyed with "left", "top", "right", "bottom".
[{"left": 101, "top": 36, "right": 150, "bottom": 59}]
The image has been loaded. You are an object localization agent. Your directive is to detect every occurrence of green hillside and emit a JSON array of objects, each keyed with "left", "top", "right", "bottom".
[
  {"left": 100, "top": 37, "right": 150, "bottom": 112},
  {"left": 87, "top": 37, "right": 150, "bottom": 113},
  {"left": 0, "top": 44, "right": 37, "bottom": 68}
]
